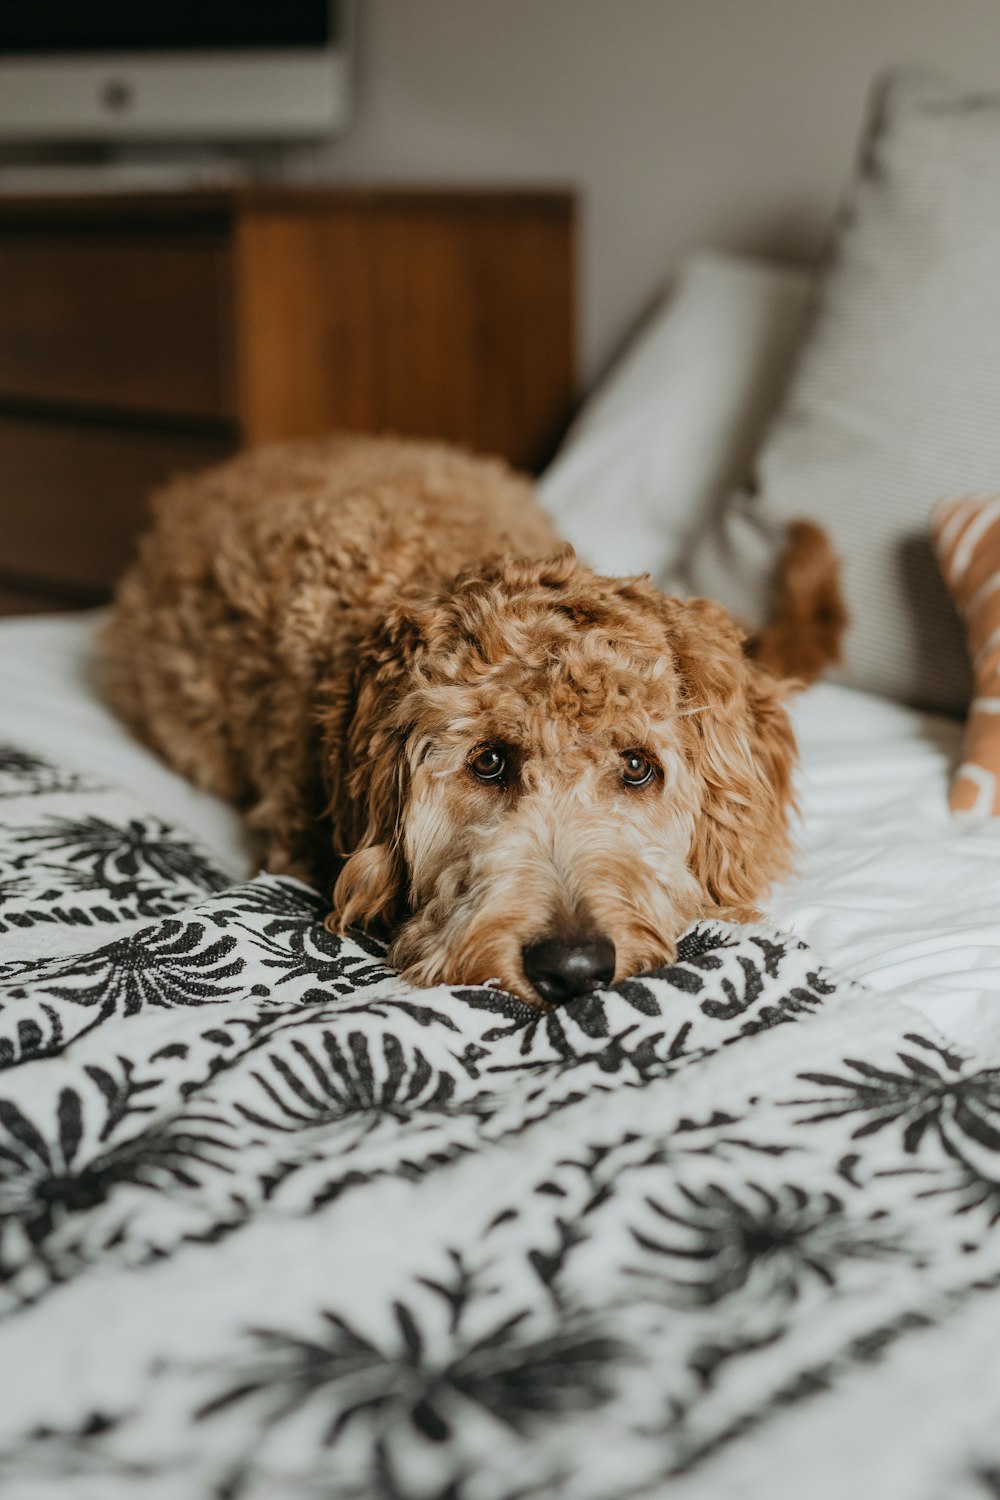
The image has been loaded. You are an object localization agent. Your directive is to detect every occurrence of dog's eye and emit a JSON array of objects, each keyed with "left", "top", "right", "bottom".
[
  {"left": 469, "top": 745, "right": 507, "bottom": 783},
  {"left": 621, "top": 750, "right": 655, "bottom": 787}
]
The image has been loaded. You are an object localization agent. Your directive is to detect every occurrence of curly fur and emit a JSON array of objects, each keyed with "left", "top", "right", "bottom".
[
  {"left": 749, "top": 519, "right": 847, "bottom": 684},
  {"left": 103, "top": 434, "right": 798, "bottom": 1005}
]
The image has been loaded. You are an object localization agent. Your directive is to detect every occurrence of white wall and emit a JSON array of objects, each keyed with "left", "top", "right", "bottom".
[{"left": 301, "top": 0, "right": 1000, "bottom": 387}]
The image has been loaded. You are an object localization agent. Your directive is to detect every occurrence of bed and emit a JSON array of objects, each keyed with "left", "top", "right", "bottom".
[
  {"left": 7, "top": 614, "right": 1000, "bottom": 1500},
  {"left": 6, "top": 73, "right": 1000, "bottom": 1500}
]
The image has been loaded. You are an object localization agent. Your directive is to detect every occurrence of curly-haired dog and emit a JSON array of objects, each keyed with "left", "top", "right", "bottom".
[{"left": 103, "top": 435, "right": 797, "bottom": 1007}]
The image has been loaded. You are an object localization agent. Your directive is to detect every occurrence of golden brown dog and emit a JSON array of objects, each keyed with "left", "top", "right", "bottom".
[{"left": 103, "top": 434, "right": 797, "bottom": 1007}]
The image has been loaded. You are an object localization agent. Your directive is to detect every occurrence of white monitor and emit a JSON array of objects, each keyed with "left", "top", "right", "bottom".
[{"left": 0, "top": 1, "right": 354, "bottom": 143}]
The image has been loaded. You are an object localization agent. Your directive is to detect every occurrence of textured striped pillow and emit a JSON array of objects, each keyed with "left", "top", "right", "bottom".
[
  {"left": 933, "top": 495, "right": 1000, "bottom": 820},
  {"left": 677, "top": 67, "right": 1000, "bottom": 714}
]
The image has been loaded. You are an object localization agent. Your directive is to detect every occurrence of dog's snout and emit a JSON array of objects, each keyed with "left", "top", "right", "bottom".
[{"left": 522, "top": 933, "right": 616, "bottom": 1005}]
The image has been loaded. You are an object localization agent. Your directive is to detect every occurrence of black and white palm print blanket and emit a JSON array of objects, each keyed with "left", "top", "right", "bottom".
[{"left": 4, "top": 739, "right": 1000, "bottom": 1500}]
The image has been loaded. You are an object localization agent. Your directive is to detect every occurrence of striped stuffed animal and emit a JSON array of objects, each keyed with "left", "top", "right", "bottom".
[{"left": 933, "top": 494, "right": 1000, "bottom": 821}]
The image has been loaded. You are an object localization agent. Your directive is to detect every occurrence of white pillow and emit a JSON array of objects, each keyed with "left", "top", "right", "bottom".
[{"left": 537, "top": 249, "right": 814, "bottom": 583}]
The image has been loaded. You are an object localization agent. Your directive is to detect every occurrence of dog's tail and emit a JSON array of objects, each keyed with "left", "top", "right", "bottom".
[{"left": 747, "top": 519, "right": 847, "bottom": 685}]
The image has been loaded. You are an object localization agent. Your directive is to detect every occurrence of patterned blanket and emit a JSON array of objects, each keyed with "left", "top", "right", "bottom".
[{"left": 2, "top": 739, "right": 1000, "bottom": 1500}]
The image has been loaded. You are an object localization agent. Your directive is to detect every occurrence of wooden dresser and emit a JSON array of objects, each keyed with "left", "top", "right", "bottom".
[{"left": 0, "top": 185, "right": 576, "bottom": 614}]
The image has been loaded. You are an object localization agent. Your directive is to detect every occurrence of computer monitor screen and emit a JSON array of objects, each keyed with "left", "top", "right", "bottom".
[
  {"left": 0, "top": 3, "right": 338, "bottom": 55},
  {"left": 0, "top": 2, "right": 352, "bottom": 142}
]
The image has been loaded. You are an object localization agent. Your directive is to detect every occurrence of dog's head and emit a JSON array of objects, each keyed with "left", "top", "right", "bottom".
[{"left": 322, "top": 550, "right": 796, "bottom": 1006}]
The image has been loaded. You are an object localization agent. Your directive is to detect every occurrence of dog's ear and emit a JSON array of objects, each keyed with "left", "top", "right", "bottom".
[
  {"left": 658, "top": 592, "right": 798, "bottom": 917},
  {"left": 320, "top": 602, "right": 427, "bottom": 936}
]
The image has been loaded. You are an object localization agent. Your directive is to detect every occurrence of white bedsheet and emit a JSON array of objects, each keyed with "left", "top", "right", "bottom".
[
  {"left": 775, "top": 681, "right": 1000, "bottom": 1050},
  {"left": 3, "top": 611, "right": 999, "bottom": 1052},
  {"left": 0, "top": 611, "right": 252, "bottom": 878}
]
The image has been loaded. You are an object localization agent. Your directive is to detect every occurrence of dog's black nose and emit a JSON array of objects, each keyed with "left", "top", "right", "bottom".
[{"left": 522, "top": 934, "right": 616, "bottom": 1005}]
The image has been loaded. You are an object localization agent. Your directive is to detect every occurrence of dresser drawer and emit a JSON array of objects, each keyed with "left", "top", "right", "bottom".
[
  {"left": 0, "top": 234, "right": 235, "bottom": 420},
  {"left": 0, "top": 418, "right": 234, "bottom": 594}
]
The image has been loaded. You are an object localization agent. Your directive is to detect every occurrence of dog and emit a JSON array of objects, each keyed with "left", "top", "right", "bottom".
[{"left": 103, "top": 434, "right": 799, "bottom": 1007}]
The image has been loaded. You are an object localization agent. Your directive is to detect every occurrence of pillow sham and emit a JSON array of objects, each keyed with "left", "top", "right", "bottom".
[
  {"left": 537, "top": 250, "right": 813, "bottom": 583},
  {"left": 677, "top": 67, "right": 1000, "bottom": 715}
]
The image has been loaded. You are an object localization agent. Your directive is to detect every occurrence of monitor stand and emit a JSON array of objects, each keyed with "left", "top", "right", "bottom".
[{"left": 0, "top": 145, "right": 262, "bottom": 196}]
